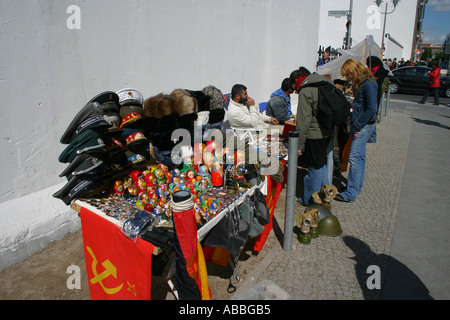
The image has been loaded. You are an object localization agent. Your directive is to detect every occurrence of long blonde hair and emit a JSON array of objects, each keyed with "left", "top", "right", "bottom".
[{"left": 340, "top": 59, "right": 375, "bottom": 89}]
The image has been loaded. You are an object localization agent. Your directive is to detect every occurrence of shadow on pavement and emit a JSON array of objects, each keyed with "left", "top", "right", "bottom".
[
  {"left": 413, "top": 117, "right": 450, "bottom": 130},
  {"left": 343, "top": 235, "right": 433, "bottom": 300}
]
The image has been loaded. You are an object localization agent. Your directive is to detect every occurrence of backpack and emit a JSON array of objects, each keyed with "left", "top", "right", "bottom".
[
  {"left": 381, "top": 76, "right": 391, "bottom": 93},
  {"left": 301, "top": 81, "right": 351, "bottom": 129}
]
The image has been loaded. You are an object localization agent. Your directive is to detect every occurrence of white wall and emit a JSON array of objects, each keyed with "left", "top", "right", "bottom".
[
  {"left": 319, "top": 0, "right": 418, "bottom": 60},
  {"left": 0, "top": 0, "right": 320, "bottom": 267},
  {"left": 0, "top": 0, "right": 320, "bottom": 204}
]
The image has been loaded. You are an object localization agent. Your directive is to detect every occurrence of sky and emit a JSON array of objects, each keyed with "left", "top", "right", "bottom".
[{"left": 422, "top": 0, "right": 450, "bottom": 44}]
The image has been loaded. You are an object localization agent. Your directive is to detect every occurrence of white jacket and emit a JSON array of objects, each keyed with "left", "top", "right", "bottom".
[{"left": 227, "top": 99, "right": 271, "bottom": 129}]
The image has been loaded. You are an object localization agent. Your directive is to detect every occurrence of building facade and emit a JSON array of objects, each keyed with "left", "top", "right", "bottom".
[{"left": 318, "top": 0, "right": 427, "bottom": 61}]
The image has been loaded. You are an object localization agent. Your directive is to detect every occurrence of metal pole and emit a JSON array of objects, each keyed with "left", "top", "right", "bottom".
[
  {"left": 347, "top": 0, "right": 353, "bottom": 49},
  {"left": 381, "top": 2, "right": 388, "bottom": 56},
  {"left": 283, "top": 131, "right": 299, "bottom": 251},
  {"left": 385, "top": 89, "right": 391, "bottom": 116}
]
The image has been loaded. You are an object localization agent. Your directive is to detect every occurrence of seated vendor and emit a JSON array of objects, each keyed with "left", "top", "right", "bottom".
[
  {"left": 266, "top": 78, "right": 295, "bottom": 124},
  {"left": 227, "top": 84, "right": 278, "bottom": 130}
]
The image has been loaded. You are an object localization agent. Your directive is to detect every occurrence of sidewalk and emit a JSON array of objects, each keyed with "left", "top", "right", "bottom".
[
  {"left": 233, "top": 99, "right": 450, "bottom": 300},
  {"left": 1, "top": 99, "right": 448, "bottom": 300}
]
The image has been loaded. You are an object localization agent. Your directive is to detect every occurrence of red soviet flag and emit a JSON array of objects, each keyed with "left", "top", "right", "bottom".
[{"left": 79, "top": 207, "right": 155, "bottom": 300}]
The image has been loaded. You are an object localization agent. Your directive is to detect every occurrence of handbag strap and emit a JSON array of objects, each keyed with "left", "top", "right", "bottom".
[{"left": 227, "top": 205, "right": 244, "bottom": 293}]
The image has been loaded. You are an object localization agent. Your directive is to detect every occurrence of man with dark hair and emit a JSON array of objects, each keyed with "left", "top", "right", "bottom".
[
  {"left": 227, "top": 84, "right": 278, "bottom": 130},
  {"left": 317, "top": 49, "right": 330, "bottom": 69},
  {"left": 293, "top": 67, "right": 334, "bottom": 206},
  {"left": 231, "top": 84, "right": 248, "bottom": 103},
  {"left": 265, "top": 78, "right": 294, "bottom": 124}
]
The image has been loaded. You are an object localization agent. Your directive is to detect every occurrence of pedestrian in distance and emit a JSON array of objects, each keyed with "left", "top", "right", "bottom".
[
  {"left": 335, "top": 59, "right": 378, "bottom": 203},
  {"left": 419, "top": 60, "right": 441, "bottom": 106},
  {"left": 317, "top": 48, "right": 331, "bottom": 68}
]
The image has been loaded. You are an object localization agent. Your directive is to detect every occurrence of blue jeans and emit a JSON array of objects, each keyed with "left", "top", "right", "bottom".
[
  {"left": 339, "top": 123, "right": 376, "bottom": 201},
  {"left": 300, "top": 165, "right": 330, "bottom": 206}
]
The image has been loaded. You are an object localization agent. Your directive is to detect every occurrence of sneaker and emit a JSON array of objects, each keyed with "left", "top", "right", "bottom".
[
  {"left": 432, "top": 103, "right": 439, "bottom": 106},
  {"left": 334, "top": 194, "right": 351, "bottom": 202},
  {"left": 418, "top": 101, "right": 425, "bottom": 104}
]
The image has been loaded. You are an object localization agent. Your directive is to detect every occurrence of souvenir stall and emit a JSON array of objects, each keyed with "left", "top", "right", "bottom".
[{"left": 53, "top": 87, "right": 288, "bottom": 300}]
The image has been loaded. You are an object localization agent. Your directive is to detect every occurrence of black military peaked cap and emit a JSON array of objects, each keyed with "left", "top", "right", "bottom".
[
  {"left": 60, "top": 102, "right": 111, "bottom": 144},
  {"left": 88, "top": 91, "right": 120, "bottom": 113},
  {"left": 58, "top": 153, "right": 108, "bottom": 179},
  {"left": 52, "top": 175, "right": 107, "bottom": 205}
]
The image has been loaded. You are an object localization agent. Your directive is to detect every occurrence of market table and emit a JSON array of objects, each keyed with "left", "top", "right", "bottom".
[{"left": 70, "top": 180, "right": 273, "bottom": 300}]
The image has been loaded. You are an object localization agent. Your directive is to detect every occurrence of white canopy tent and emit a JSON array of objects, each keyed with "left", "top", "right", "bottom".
[{"left": 317, "top": 35, "right": 387, "bottom": 81}]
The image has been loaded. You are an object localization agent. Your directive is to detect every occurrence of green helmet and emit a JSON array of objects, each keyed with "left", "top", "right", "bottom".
[{"left": 318, "top": 214, "right": 343, "bottom": 237}]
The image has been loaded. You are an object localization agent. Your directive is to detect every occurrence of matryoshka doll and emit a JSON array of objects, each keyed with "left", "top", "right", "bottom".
[
  {"left": 202, "top": 151, "right": 215, "bottom": 170},
  {"left": 184, "top": 170, "right": 196, "bottom": 185},
  {"left": 193, "top": 143, "right": 205, "bottom": 166},
  {"left": 211, "top": 161, "right": 224, "bottom": 187},
  {"left": 130, "top": 170, "right": 147, "bottom": 195},
  {"left": 143, "top": 171, "right": 157, "bottom": 191},
  {"left": 158, "top": 163, "right": 168, "bottom": 171},
  {"left": 123, "top": 175, "right": 137, "bottom": 197},
  {"left": 164, "top": 171, "right": 173, "bottom": 183},
  {"left": 172, "top": 168, "right": 181, "bottom": 178},
  {"left": 110, "top": 180, "right": 124, "bottom": 197},
  {"left": 169, "top": 176, "right": 181, "bottom": 193},
  {"left": 147, "top": 187, "right": 157, "bottom": 205}
]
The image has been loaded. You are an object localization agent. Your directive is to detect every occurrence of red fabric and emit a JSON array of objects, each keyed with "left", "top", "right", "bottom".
[
  {"left": 79, "top": 207, "right": 155, "bottom": 300},
  {"left": 253, "top": 161, "right": 287, "bottom": 252},
  {"left": 203, "top": 246, "right": 230, "bottom": 267},
  {"left": 172, "top": 208, "right": 211, "bottom": 300},
  {"left": 429, "top": 67, "right": 441, "bottom": 88},
  {"left": 282, "top": 122, "right": 296, "bottom": 137},
  {"left": 371, "top": 65, "right": 381, "bottom": 75},
  {"left": 295, "top": 75, "right": 308, "bottom": 91}
]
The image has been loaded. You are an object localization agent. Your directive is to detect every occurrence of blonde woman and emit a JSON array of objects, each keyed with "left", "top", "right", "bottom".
[{"left": 335, "top": 59, "right": 378, "bottom": 202}]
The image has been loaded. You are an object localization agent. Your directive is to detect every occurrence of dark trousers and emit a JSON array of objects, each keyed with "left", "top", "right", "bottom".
[{"left": 420, "top": 87, "right": 440, "bottom": 104}]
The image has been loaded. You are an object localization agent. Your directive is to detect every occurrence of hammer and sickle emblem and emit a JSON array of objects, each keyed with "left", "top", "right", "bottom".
[{"left": 86, "top": 246, "right": 123, "bottom": 295}]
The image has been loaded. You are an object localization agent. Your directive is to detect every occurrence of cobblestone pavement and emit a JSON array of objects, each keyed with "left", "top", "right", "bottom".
[
  {"left": 234, "top": 101, "right": 414, "bottom": 300},
  {"left": 1, "top": 99, "right": 447, "bottom": 301}
]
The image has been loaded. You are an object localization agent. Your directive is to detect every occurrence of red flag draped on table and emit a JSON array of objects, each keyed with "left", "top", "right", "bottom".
[
  {"left": 171, "top": 191, "right": 211, "bottom": 300},
  {"left": 253, "top": 161, "right": 287, "bottom": 253},
  {"left": 79, "top": 207, "right": 155, "bottom": 300}
]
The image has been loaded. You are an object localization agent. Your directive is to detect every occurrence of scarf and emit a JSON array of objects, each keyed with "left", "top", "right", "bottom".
[{"left": 295, "top": 75, "right": 309, "bottom": 92}]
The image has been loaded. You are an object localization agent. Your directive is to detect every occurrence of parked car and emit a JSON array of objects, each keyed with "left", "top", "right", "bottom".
[{"left": 389, "top": 66, "right": 450, "bottom": 98}]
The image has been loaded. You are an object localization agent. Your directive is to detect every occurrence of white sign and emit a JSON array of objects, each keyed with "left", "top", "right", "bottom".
[{"left": 328, "top": 10, "right": 349, "bottom": 17}]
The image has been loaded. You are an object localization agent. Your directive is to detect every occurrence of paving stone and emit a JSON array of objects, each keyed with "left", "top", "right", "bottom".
[{"left": 240, "top": 110, "right": 414, "bottom": 300}]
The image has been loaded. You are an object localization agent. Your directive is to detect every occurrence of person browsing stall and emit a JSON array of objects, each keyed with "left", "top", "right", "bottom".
[
  {"left": 266, "top": 78, "right": 294, "bottom": 124},
  {"left": 292, "top": 67, "right": 334, "bottom": 206},
  {"left": 335, "top": 59, "right": 378, "bottom": 203}
]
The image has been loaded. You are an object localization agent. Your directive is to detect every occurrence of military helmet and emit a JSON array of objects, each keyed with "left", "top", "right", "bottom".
[{"left": 318, "top": 214, "right": 343, "bottom": 237}]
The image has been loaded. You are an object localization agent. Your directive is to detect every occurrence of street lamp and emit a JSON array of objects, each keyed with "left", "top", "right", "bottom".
[{"left": 376, "top": 0, "right": 400, "bottom": 57}]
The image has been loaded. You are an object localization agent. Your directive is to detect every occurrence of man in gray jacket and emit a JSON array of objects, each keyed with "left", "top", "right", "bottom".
[{"left": 290, "top": 67, "right": 334, "bottom": 206}]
